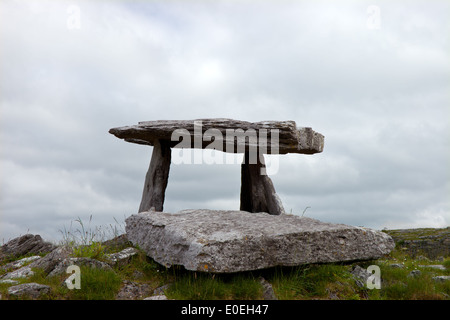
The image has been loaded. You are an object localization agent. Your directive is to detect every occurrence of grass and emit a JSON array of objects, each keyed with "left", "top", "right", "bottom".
[
  {"left": 1, "top": 217, "right": 449, "bottom": 300},
  {"left": 166, "top": 270, "right": 263, "bottom": 300},
  {"left": 366, "top": 252, "right": 450, "bottom": 300},
  {"left": 269, "top": 264, "right": 360, "bottom": 300},
  {"left": 19, "top": 264, "right": 122, "bottom": 300},
  {"left": 64, "top": 265, "right": 122, "bottom": 300},
  {"left": 59, "top": 215, "right": 124, "bottom": 246},
  {"left": 1, "top": 247, "right": 449, "bottom": 300}
]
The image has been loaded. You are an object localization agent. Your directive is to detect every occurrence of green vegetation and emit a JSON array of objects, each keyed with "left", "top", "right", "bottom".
[
  {"left": 269, "top": 264, "right": 360, "bottom": 300},
  {"left": 1, "top": 219, "right": 448, "bottom": 300},
  {"left": 65, "top": 266, "right": 122, "bottom": 300},
  {"left": 166, "top": 270, "right": 263, "bottom": 300},
  {"left": 25, "top": 265, "right": 122, "bottom": 300},
  {"left": 385, "top": 227, "right": 449, "bottom": 241}
]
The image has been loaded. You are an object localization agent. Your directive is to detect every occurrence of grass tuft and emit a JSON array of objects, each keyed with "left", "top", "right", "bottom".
[{"left": 166, "top": 272, "right": 263, "bottom": 300}]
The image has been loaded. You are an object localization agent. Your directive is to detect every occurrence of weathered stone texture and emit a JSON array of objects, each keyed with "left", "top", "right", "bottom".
[
  {"left": 240, "top": 152, "right": 284, "bottom": 215},
  {"left": 384, "top": 227, "right": 450, "bottom": 259},
  {"left": 0, "top": 234, "right": 56, "bottom": 262},
  {"left": 125, "top": 209, "right": 394, "bottom": 273},
  {"left": 138, "top": 139, "right": 171, "bottom": 213},
  {"left": 8, "top": 283, "right": 51, "bottom": 299},
  {"left": 47, "top": 257, "right": 113, "bottom": 277},
  {"left": 109, "top": 118, "right": 324, "bottom": 155}
]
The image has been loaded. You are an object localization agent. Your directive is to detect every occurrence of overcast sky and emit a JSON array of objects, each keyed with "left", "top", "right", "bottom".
[{"left": 1, "top": 0, "right": 449, "bottom": 243}]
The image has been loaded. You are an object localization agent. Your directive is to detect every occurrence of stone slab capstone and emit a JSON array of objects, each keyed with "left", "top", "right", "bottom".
[
  {"left": 109, "top": 118, "right": 324, "bottom": 155},
  {"left": 125, "top": 209, "right": 394, "bottom": 273}
]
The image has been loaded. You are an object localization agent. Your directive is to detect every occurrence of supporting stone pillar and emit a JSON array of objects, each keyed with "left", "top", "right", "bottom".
[
  {"left": 240, "top": 152, "right": 285, "bottom": 215},
  {"left": 139, "top": 139, "right": 171, "bottom": 213}
]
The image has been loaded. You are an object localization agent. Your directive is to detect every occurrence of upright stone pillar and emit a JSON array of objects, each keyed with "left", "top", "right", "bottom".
[
  {"left": 139, "top": 139, "right": 171, "bottom": 212},
  {"left": 240, "top": 152, "right": 285, "bottom": 215}
]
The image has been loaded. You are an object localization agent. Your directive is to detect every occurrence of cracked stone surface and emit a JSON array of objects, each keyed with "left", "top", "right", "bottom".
[{"left": 126, "top": 209, "right": 395, "bottom": 273}]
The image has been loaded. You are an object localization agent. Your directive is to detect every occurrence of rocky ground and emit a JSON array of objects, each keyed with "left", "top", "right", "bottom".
[
  {"left": 0, "top": 227, "right": 448, "bottom": 300},
  {"left": 383, "top": 227, "right": 450, "bottom": 259},
  {"left": 0, "top": 234, "right": 167, "bottom": 300}
]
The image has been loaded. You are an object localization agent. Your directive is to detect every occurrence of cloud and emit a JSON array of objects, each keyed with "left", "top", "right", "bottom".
[{"left": 1, "top": 0, "right": 448, "bottom": 241}]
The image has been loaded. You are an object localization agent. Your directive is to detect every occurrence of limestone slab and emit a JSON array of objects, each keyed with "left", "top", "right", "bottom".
[
  {"left": 109, "top": 118, "right": 324, "bottom": 155},
  {"left": 125, "top": 209, "right": 394, "bottom": 273}
]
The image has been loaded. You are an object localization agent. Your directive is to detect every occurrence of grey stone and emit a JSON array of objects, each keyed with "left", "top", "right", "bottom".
[
  {"left": 125, "top": 209, "right": 394, "bottom": 273},
  {"left": 8, "top": 283, "right": 51, "bottom": 299},
  {"left": 116, "top": 280, "right": 152, "bottom": 300},
  {"left": 408, "top": 270, "right": 422, "bottom": 278},
  {"left": 432, "top": 276, "right": 450, "bottom": 282},
  {"left": 0, "top": 234, "right": 56, "bottom": 261},
  {"left": 326, "top": 288, "right": 340, "bottom": 300},
  {"left": 383, "top": 227, "right": 450, "bottom": 259},
  {"left": 1, "top": 255, "right": 41, "bottom": 272},
  {"left": 1, "top": 266, "right": 34, "bottom": 280},
  {"left": 240, "top": 152, "right": 284, "bottom": 215},
  {"left": 144, "top": 295, "right": 168, "bottom": 300},
  {"left": 0, "top": 279, "right": 19, "bottom": 285},
  {"left": 259, "top": 277, "right": 277, "bottom": 300},
  {"left": 389, "top": 263, "right": 404, "bottom": 268},
  {"left": 109, "top": 119, "right": 324, "bottom": 155},
  {"left": 153, "top": 284, "right": 170, "bottom": 296},
  {"left": 111, "top": 119, "right": 325, "bottom": 217},
  {"left": 28, "top": 245, "right": 73, "bottom": 275},
  {"left": 138, "top": 139, "right": 171, "bottom": 213},
  {"left": 350, "top": 265, "right": 371, "bottom": 288},
  {"left": 418, "top": 264, "right": 446, "bottom": 270},
  {"left": 106, "top": 247, "right": 139, "bottom": 267},
  {"left": 47, "top": 257, "right": 113, "bottom": 277}
]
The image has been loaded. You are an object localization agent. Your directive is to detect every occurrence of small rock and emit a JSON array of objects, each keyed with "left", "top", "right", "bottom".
[
  {"left": 418, "top": 265, "right": 446, "bottom": 271},
  {"left": 144, "top": 295, "right": 168, "bottom": 300},
  {"left": 106, "top": 247, "right": 138, "bottom": 267},
  {"left": 153, "top": 284, "right": 170, "bottom": 296},
  {"left": 389, "top": 263, "right": 404, "bottom": 268},
  {"left": 116, "top": 280, "right": 152, "bottom": 300},
  {"left": 47, "top": 257, "right": 113, "bottom": 277},
  {"left": 408, "top": 270, "right": 421, "bottom": 278},
  {"left": 350, "top": 265, "right": 371, "bottom": 288},
  {"left": 0, "top": 234, "right": 56, "bottom": 262},
  {"left": 0, "top": 279, "right": 19, "bottom": 285},
  {"left": 1, "top": 266, "right": 34, "bottom": 280},
  {"left": 259, "top": 277, "right": 277, "bottom": 300},
  {"left": 28, "top": 246, "right": 73, "bottom": 275},
  {"left": 326, "top": 289, "right": 339, "bottom": 300},
  {"left": 8, "top": 283, "right": 51, "bottom": 299},
  {"left": 432, "top": 276, "right": 450, "bottom": 283},
  {"left": 1, "top": 256, "right": 41, "bottom": 272}
]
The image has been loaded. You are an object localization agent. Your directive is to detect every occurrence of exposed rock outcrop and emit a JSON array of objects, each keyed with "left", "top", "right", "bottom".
[
  {"left": 384, "top": 227, "right": 450, "bottom": 259},
  {"left": 0, "top": 234, "right": 56, "bottom": 262},
  {"left": 8, "top": 283, "right": 51, "bottom": 299}
]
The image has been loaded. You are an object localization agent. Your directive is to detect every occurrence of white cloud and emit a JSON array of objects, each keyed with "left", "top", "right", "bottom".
[
  {"left": 0, "top": 159, "right": 134, "bottom": 240},
  {"left": 1, "top": 0, "right": 448, "bottom": 241}
]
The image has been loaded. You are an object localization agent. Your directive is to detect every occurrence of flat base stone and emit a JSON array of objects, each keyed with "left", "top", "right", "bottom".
[{"left": 125, "top": 210, "right": 394, "bottom": 273}]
